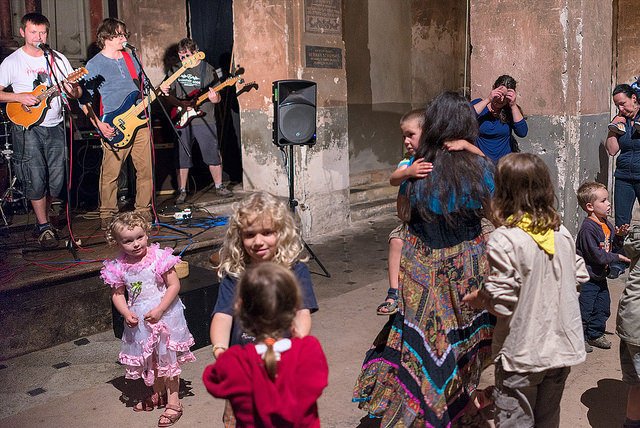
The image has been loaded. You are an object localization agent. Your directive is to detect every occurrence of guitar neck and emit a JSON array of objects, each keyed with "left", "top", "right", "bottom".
[
  {"left": 39, "top": 78, "right": 69, "bottom": 101},
  {"left": 194, "top": 78, "right": 240, "bottom": 107},
  {"left": 132, "top": 63, "right": 193, "bottom": 116}
]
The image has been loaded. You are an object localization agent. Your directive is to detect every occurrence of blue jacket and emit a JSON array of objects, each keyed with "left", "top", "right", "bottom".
[
  {"left": 472, "top": 98, "right": 528, "bottom": 163},
  {"left": 614, "top": 116, "right": 640, "bottom": 180}
]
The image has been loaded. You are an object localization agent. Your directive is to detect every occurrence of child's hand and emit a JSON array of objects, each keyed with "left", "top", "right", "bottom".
[
  {"left": 125, "top": 312, "right": 139, "bottom": 328},
  {"left": 616, "top": 224, "right": 630, "bottom": 236},
  {"left": 406, "top": 158, "right": 433, "bottom": 179},
  {"left": 444, "top": 139, "right": 471, "bottom": 152},
  {"left": 462, "top": 290, "right": 486, "bottom": 309},
  {"left": 143, "top": 307, "right": 164, "bottom": 324},
  {"left": 619, "top": 254, "right": 632, "bottom": 264}
]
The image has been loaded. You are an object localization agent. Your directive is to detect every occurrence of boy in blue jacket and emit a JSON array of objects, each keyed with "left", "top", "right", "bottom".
[{"left": 576, "top": 182, "right": 630, "bottom": 352}]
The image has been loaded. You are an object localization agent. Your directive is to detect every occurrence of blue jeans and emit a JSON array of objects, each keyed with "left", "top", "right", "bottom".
[
  {"left": 614, "top": 177, "right": 640, "bottom": 227},
  {"left": 11, "top": 123, "right": 66, "bottom": 201},
  {"left": 579, "top": 280, "right": 611, "bottom": 340}
]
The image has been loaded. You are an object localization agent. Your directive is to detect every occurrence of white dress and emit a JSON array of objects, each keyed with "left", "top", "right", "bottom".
[{"left": 101, "top": 244, "right": 195, "bottom": 385}]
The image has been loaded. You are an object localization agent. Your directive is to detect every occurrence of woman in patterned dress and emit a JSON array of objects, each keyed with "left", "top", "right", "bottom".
[{"left": 354, "top": 91, "right": 495, "bottom": 427}]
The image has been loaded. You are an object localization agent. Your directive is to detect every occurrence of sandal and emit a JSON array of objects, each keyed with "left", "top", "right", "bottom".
[
  {"left": 376, "top": 288, "right": 399, "bottom": 316},
  {"left": 158, "top": 403, "right": 183, "bottom": 427},
  {"left": 133, "top": 392, "right": 167, "bottom": 412}
]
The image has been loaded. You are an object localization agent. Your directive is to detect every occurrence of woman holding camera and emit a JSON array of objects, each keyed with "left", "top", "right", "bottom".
[
  {"left": 604, "top": 83, "right": 640, "bottom": 278},
  {"left": 472, "top": 74, "right": 528, "bottom": 163}
]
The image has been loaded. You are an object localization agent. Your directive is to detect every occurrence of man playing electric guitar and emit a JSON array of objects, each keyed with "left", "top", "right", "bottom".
[
  {"left": 0, "top": 13, "right": 81, "bottom": 248},
  {"left": 80, "top": 18, "right": 154, "bottom": 230},
  {"left": 159, "top": 38, "right": 231, "bottom": 203}
]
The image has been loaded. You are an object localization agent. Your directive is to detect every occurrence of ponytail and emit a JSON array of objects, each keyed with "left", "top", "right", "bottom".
[{"left": 263, "top": 337, "right": 278, "bottom": 380}]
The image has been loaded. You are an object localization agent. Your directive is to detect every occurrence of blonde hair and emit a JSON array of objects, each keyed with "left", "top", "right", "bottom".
[
  {"left": 218, "top": 191, "right": 305, "bottom": 278},
  {"left": 237, "top": 262, "right": 301, "bottom": 380},
  {"left": 105, "top": 211, "right": 151, "bottom": 246},
  {"left": 400, "top": 108, "right": 426, "bottom": 128},
  {"left": 577, "top": 181, "right": 607, "bottom": 212}
]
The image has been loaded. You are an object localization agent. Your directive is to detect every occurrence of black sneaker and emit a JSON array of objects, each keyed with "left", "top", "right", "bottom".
[{"left": 35, "top": 223, "right": 59, "bottom": 249}]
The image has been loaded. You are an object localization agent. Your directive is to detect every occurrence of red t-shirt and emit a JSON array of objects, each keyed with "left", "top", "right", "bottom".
[{"left": 202, "top": 336, "right": 329, "bottom": 428}]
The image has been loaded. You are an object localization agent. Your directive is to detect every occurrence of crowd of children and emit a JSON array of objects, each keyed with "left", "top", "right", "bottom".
[{"left": 98, "top": 85, "right": 640, "bottom": 427}]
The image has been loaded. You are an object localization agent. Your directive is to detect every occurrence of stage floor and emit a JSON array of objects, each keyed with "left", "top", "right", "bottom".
[{"left": 0, "top": 185, "right": 241, "bottom": 293}]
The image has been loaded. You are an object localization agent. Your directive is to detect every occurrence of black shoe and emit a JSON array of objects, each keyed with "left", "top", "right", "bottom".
[{"left": 34, "top": 223, "right": 59, "bottom": 249}]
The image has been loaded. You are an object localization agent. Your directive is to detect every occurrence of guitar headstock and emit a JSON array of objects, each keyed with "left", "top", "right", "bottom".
[
  {"left": 68, "top": 67, "right": 88, "bottom": 83},
  {"left": 181, "top": 51, "right": 206, "bottom": 69},
  {"left": 231, "top": 66, "right": 245, "bottom": 77}
]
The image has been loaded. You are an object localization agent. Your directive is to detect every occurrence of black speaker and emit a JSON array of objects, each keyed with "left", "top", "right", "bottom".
[
  {"left": 272, "top": 80, "right": 317, "bottom": 147},
  {"left": 70, "top": 137, "right": 102, "bottom": 209}
]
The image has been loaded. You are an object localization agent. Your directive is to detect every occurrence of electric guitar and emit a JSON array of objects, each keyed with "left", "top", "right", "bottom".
[
  {"left": 101, "top": 51, "right": 205, "bottom": 149},
  {"left": 5, "top": 67, "right": 88, "bottom": 129},
  {"left": 172, "top": 71, "right": 245, "bottom": 129}
]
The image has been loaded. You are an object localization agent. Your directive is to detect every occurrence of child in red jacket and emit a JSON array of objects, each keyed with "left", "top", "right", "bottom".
[{"left": 202, "top": 262, "right": 329, "bottom": 427}]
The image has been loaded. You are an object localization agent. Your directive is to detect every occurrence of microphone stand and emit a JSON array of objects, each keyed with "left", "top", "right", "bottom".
[
  {"left": 126, "top": 47, "right": 191, "bottom": 237},
  {"left": 44, "top": 47, "right": 81, "bottom": 258}
]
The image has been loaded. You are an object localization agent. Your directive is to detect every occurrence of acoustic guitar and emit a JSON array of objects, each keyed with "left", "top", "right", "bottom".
[
  {"left": 5, "top": 67, "right": 88, "bottom": 129},
  {"left": 172, "top": 73, "right": 245, "bottom": 129},
  {"left": 101, "top": 51, "right": 205, "bottom": 149}
]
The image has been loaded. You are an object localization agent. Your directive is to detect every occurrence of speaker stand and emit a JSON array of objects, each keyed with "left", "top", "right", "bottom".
[{"left": 286, "top": 144, "right": 330, "bottom": 278}]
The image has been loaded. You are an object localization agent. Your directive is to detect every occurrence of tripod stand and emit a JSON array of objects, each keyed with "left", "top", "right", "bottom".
[
  {"left": 0, "top": 121, "right": 27, "bottom": 227},
  {"left": 285, "top": 144, "right": 330, "bottom": 277}
]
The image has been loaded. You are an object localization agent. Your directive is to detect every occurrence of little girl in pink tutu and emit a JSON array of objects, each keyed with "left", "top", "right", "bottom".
[{"left": 101, "top": 211, "right": 195, "bottom": 427}]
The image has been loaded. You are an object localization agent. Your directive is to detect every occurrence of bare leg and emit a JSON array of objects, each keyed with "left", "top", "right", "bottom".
[
  {"left": 177, "top": 168, "right": 190, "bottom": 190},
  {"left": 209, "top": 164, "right": 223, "bottom": 187},
  {"left": 378, "top": 237, "right": 403, "bottom": 314},
  {"left": 158, "top": 376, "right": 182, "bottom": 425},
  {"left": 387, "top": 237, "right": 403, "bottom": 294},
  {"left": 31, "top": 196, "right": 49, "bottom": 224}
]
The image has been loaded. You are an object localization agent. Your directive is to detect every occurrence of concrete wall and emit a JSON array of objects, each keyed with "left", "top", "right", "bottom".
[
  {"left": 345, "top": 0, "right": 468, "bottom": 179},
  {"left": 614, "top": 0, "right": 640, "bottom": 86},
  {"left": 233, "top": 1, "right": 350, "bottom": 237},
  {"left": 470, "top": 0, "right": 613, "bottom": 233},
  {"left": 119, "top": 0, "right": 187, "bottom": 85}
]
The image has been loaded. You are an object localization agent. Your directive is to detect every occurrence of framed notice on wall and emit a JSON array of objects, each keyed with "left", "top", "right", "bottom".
[
  {"left": 305, "top": 45, "right": 343, "bottom": 69},
  {"left": 304, "top": 0, "right": 341, "bottom": 34}
]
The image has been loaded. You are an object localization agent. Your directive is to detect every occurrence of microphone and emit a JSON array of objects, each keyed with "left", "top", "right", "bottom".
[
  {"left": 122, "top": 42, "right": 137, "bottom": 51},
  {"left": 36, "top": 42, "right": 52, "bottom": 51}
]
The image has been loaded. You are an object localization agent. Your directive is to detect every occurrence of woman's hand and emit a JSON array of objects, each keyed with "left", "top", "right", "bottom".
[
  {"left": 490, "top": 86, "right": 506, "bottom": 103},
  {"left": 506, "top": 89, "right": 518, "bottom": 107}
]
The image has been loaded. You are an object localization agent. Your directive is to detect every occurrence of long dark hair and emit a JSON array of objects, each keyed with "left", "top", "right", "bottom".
[{"left": 411, "top": 91, "right": 493, "bottom": 224}]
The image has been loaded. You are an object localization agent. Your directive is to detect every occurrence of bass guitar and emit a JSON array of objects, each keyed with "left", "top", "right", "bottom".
[
  {"left": 172, "top": 73, "right": 245, "bottom": 129},
  {"left": 5, "top": 67, "right": 88, "bottom": 129},
  {"left": 101, "top": 51, "right": 205, "bottom": 149}
]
